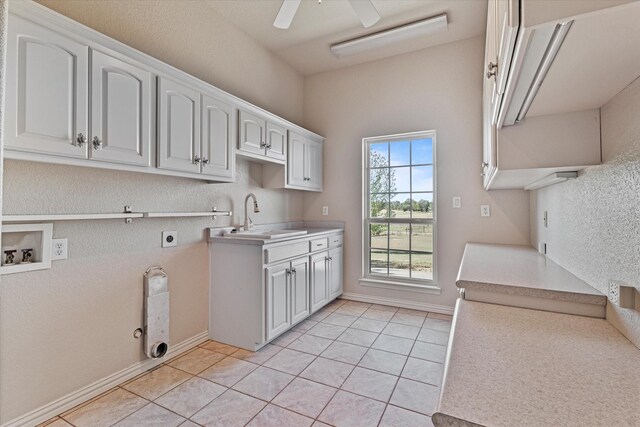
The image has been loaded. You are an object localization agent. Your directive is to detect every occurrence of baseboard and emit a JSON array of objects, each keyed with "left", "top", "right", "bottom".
[
  {"left": 2, "top": 331, "right": 209, "bottom": 427},
  {"left": 340, "top": 292, "right": 454, "bottom": 315}
]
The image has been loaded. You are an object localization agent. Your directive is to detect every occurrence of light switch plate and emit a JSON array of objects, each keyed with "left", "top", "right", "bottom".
[
  {"left": 322, "top": 206, "right": 329, "bottom": 216},
  {"left": 162, "top": 231, "right": 177, "bottom": 248},
  {"left": 480, "top": 205, "right": 491, "bottom": 217},
  {"left": 453, "top": 197, "right": 461, "bottom": 209}
]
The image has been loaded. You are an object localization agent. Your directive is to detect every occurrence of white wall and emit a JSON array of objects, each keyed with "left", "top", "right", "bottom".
[
  {"left": 530, "top": 76, "right": 640, "bottom": 349},
  {"left": 302, "top": 36, "right": 531, "bottom": 309},
  {"left": 0, "top": 1, "right": 305, "bottom": 423}
]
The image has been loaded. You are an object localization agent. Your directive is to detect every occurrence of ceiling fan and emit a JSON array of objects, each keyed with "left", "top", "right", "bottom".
[{"left": 274, "top": 0, "right": 381, "bottom": 29}]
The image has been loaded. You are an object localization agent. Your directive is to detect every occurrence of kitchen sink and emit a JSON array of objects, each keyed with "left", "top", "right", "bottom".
[{"left": 223, "top": 229, "right": 308, "bottom": 239}]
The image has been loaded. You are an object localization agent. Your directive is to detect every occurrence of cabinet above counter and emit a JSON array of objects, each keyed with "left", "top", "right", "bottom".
[
  {"left": 482, "top": 0, "right": 639, "bottom": 190},
  {"left": 4, "top": 1, "right": 324, "bottom": 188}
]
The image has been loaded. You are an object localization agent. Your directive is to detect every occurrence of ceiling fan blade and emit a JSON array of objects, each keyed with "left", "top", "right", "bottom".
[
  {"left": 274, "top": 0, "right": 302, "bottom": 29},
  {"left": 347, "top": 0, "right": 381, "bottom": 28}
]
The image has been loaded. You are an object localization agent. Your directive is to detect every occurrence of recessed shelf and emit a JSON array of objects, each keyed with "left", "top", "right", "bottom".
[{"left": 1, "top": 223, "right": 53, "bottom": 275}]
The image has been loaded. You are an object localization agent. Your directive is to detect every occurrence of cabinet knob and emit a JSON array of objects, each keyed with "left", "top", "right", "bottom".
[
  {"left": 92, "top": 136, "right": 103, "bottom": 150},
  {"left": 194, "top": 155, "right": 201, "bottom": 164},
  {"left": 260, "top": 141, "right": 266, "bottom": 148},
  {"left": 202, "top": 158, "right": 210, "bottom": 165},
  {"left": 286, "top": 269, "right": 291, "bottom": 276},
  {"left": 76, "top": 133, "right": 87, "bottom": 147},
  {"left": 291, "top": 268, "right": 296, "bottom": 274},
  {"left": 486, "top": 62, "right": 498, "bottom": 79},
  {"left": 266, "top": 143, "right": 272, "bottom": 150},
  {"left": 481, "top": 172, "right": 486, "bottom": 177},
  {"left": 481, "top": 162, "right": 488, "bottom": 169}
]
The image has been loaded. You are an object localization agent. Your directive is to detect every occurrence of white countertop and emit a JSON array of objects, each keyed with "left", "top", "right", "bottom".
[
  {"left": 209, "top": 227, "right": 343, "bottom": 245},
  {"left": 433, "top": 299, "right": 640, "bottom": 427},
  {"left": 456, "top": 243, "right": 606, "bottom": 306}
]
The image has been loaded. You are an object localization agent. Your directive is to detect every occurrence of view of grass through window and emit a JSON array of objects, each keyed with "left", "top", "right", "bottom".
[{"left": 365, "top": 134, "right": 434, "bottom": 282}]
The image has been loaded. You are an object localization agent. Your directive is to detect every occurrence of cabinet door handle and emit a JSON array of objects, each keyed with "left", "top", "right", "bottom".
[
  {"left": 260, "top": 141, "right": 266, "bottom": 148},
  {"left": 266, "top": 143, "right": 272, "bottom": 150},
  {"left": 291, "top": 268, "right": 296, "bottom": 274},
  {"left": 76, "top": 133, "right": 87, "bottom": 147},
  {"left": 286, "top": 268, "right": 291, "bottom": 276},
  {"left": 92, "top": 136, "right": 103, "bottom": 150},
  {"left": 202, "top": 158, "right": 210, "bottom": 166},
  {"left": 486, "top": 62, "right": 498, "bottom": 79},
  {"left": 194, "top": 155, "right": 201, "bottom": 164}
]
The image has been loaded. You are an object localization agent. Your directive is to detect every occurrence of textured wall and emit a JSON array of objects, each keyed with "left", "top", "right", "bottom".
[
  {"left": 0, "top": 1, "right": 305, "bottom": 423},
  {"left": 530, "top": 77, "right": 640, "bottom": 349},
  {"left": 303, "top": 37, "right": 531, "bottom": 309}
]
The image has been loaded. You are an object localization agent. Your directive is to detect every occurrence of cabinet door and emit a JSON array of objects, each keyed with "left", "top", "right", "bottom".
[
  {"left": 5, "top": 15, "right": 88, "bottom": 158},
  {"left": 307, "top": 139, "right": 323, "bottom": 191},
  {"left": 90, "top": 50, "right": 152, "bottom": 166},
  {"left": 329, "top": 246, "right": 343, "bottom": 299},
  {"left": 157, "top": 77, "right": 201, "bottom": 173},
  {"left": 202, "top": 94, "right": 235, "bottom": 179},
  {"left": 485, "top": 0, "right": 499, "bottom": 125},
  {"left": 310, "top": 252, "right": 329, "bottom": 313},
  {"left": 266, "top": 262, "right": 292, "bottom": 341},
  {"left": 238, "top": 110, "right": 266, "bottom": 155},
  {"left": 287, "top": 132, "right": 308, "bottom": 188},
  {"left": 291, "top": 257, "right": 310, "bottom": 324},
  {"left": 495, "top": 0, "right": 519, "bottom": 98},
  {"left": 265, "top": 121, "right": 286, "bottom": 161}
]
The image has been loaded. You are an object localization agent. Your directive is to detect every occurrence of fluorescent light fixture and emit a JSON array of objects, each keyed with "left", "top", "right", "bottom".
[
  {"left": 524, "top": 171, "right": 578, "bottom": 191},
  {"left": 330, "top": 14, "right": 448, "bottom": 58},
  {"left": 516, "top": 21, "right": 573, "bottom": 122}
]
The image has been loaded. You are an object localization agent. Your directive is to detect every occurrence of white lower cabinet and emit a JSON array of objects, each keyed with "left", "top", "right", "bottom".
[
  {"left": 266, "top": 256, "right": 310, "bottom": 341},
  {"left": 310, "top": 252, "right": 329, "bottom": 313},
  {"left": 210, "top": 231, "right": 343, "bottom": 350},
  {"left": 329, "top": 246, "right": 344, "bottom": 299}
]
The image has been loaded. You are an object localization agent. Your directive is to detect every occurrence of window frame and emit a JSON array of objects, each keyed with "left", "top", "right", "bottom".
[{"left": 361, "top": 131, "right": 438, "bottom": 290}]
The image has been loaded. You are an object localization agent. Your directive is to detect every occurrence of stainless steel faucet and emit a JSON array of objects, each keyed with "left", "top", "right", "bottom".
[{"left": 244, "top": 193, "right": 260, "bottom": 230}]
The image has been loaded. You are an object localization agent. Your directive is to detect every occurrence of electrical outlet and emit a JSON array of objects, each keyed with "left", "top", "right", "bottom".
[
  {"left": 538, "top": 242, "right": 547, "bottom": 255},
  {"left": 322, "top": 206, "right": 329, "bottom": 216},
  {"left": 162, "top": 231, "right": 177, "bottom": 248},
  {"left": 480, "top": 205, "right": 491, "bottom": 217},
  {"left": 543, "top": 211, "right": 548, "bottom": 228},
  {"left": 453, "top": 197, "right": 461, "bottom": 209},
  {"left": 609, "top": 281, "right": 635, "bottom": 309},
  {"left": 51, "top": 238, "right": 68, "bottom": 260}
]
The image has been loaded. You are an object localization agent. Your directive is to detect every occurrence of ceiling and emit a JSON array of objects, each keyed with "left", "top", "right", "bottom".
[
  {"left": 205, "top": 0, "right": 487, "bottom": 76},
  {"left": 527, "top": 2, "right": 640, "bottom": 117}
]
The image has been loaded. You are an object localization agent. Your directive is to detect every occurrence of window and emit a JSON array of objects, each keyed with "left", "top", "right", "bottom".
[{"left": 362, "top": 131, "right": 436, "bottom": 287}]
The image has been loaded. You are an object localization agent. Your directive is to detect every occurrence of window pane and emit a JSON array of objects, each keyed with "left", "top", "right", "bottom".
[
  {"left": 370, "top": 223, "right": 389, "bottom": 250},
  {"left": 370, "top": 249, "right": 388, "bottom": 276},
  {"left": 370, "top": 168, "right": 389, "bottom": 193},
  {"left": 389, "top": 251, "right": 410, "bottom": 278},
  {"left": 390, "top": 193, "right": 411, "bottom": 219},
  {"left": 389, "top": 223, "right": 410, "bottom": 252},
  {"left": 412, "top": 166, "right": 433, "bottom": 192},
  {"left": 369, "top": 143, "right": 388, "bottom": 167},
  {"left": 412, "top": 138, "right": 433, "bottom": 164},
  {"left": 370, "top": 193, "right": 389, "bottom": 218},
  {"left": 390, "top": 141, "right": 410, "bottom": 166},
  {"left": 411, "top": 253, "right": 433, "bottom": 280},
  {"left": 411, "top": 193, "right": 433, "bottom": 219},
  {"left": 390, "top": 167, "right": 410, "bottom": 192},
  {"left": 411, "top": 223, "right": 433, "bottom": 253}
]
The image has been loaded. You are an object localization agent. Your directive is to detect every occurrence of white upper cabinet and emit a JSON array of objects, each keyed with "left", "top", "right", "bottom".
[
  {"left": 90, "top": 49, "right": 152, "bottom": 166},
  {"left": 285, "top": 132, "right": 323, "bottom": 191},
  {"left": 202, "top": 94, "right": 235, "bottom": 179},
  {"left": 5, "top": 15, "right": 88, "bottom": 159},
  {"left": 265, "top": 122, "right": 286, "bottom": 161},
  {"left": 157, "top": 76, "right": 201, "bottom": 174},
  {"left": 5, "top": 2, "right": 323, "bottom": 183},
  {"left": 238, "top": 110, "right": 266, "bottom": 156},
  {"left": 238, "top": 110, "right": 290, "bottom": 164},
  {"left": 287, "top": 132, "right": 307, "bottom": 188}
]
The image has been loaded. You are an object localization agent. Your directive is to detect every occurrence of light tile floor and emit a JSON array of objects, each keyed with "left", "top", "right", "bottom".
[{"left": 41, "top": 299, "right": 452, "bottom": 427}]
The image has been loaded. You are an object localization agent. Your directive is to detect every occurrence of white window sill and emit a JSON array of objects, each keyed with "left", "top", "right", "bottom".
[{"left": 358, "top": 278, "right": 441, "bottom": 295}]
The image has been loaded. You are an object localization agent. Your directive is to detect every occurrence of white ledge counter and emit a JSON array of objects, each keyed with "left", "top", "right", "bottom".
[
  {"left": 433, "top": 299, "right": 640, "bottom": 427},
  {"left": 456, "top": 243, "right": 606, "bottom": 317}
]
